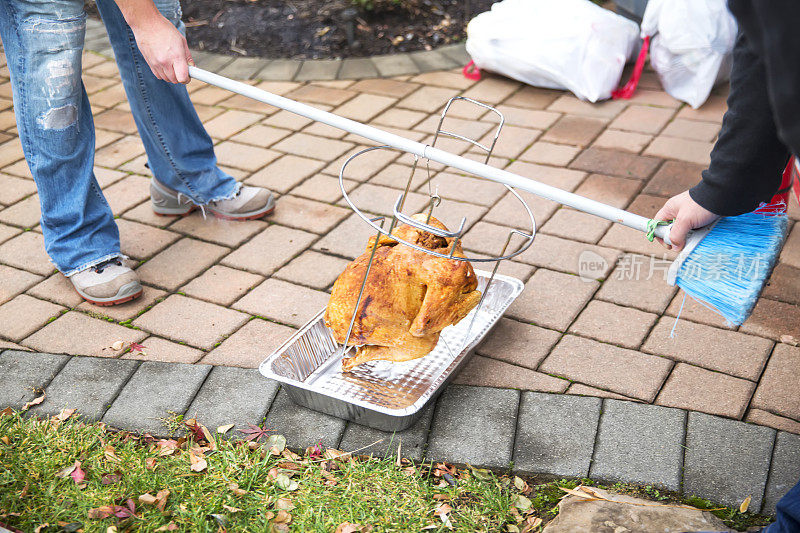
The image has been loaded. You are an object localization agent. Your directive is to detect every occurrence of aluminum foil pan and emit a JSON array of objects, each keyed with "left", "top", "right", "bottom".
[{"left": 259, "top": 270, "right": 524, "bottom": 431}]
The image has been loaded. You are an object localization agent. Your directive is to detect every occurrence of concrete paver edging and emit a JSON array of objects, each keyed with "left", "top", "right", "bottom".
[
  {"left": 83, "top": 18, "right": 468, "bottom": 82},
  {"left": 1, "top": 349, "right": 797, "bottom": 517}
]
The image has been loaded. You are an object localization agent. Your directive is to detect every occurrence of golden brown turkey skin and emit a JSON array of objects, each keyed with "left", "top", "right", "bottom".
[{"left": 324, "top": 214, "right": 481, "bottom": 372}]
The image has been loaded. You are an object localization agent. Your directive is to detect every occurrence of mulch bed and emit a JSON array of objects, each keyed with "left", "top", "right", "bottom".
[{"left": 178, "top": 0, "right": 496, "bottom": 60}]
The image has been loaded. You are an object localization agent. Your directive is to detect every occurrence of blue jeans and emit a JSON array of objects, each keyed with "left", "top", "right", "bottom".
[
  {"left": 763, "top": 477, "right": 800, "bottom": 533},
  {"left": 0, "top": 0, "right": 238, "bottom": 275}
]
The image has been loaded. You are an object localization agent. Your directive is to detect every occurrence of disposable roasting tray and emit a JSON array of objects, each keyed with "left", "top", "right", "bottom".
[{"left": 259, "top": 270, "right": 524, "bottom": 431}]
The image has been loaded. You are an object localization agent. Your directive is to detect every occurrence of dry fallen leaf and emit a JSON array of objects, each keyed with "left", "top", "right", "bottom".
[
  {"left": 70, "top": 461, "right": 86, "bottom": 483},
  {"left": 222, "top": 504, "right": 242, "bottom": 513},
  {"left": 54, "top": 408, "right": 76, "bottom": 422},
  {"left": 559, "top": 487, "right": 600, "bottom": 501},
  {"left": 104, "top": 445, "right": 122, "bottom": 463},
  {"left": 217, "top": 424, "right": 235, "bottom": 434},
  {"left": 111, "top": 340, "right": 125, "bottom": 351},
  {"left": 273, "top": 509, "right": 292, "bottom": 524},
  {"left": 0, "top": 407, "right": 13, "bottom": 417},
  {"left": 56, "top": 463, "right": 77, "bottom": 478},
  {"left": 139, "top": 493, "right": 158, "bottom": 506},
  {"left": 145, "top": 457, "right": 158, "bottom": 470},
  {"left": 276, "top": 498, "right": 295, "bottom": 511},
  {"left": 22, "top": 390, "right": 46, "bottom": 411},
  {"left": 1, "top": 436, "right": 9, "bottom": 446},
  {"left": 228, "top": 482, "right": 247, "bottom": 497},
  {"left": 87, "top": 506, "right": 115, "bottom": 519},
  {"left": 189, "top": 448, "right": 207, "bottom": 472},
  {"left": 154, "top": 522, "right": 178, "bottom": 531},
  {"left": 435, "top": 503, "right": 453, "bottom": 529},
  {"left": 155, "top": 439, "right": 179, "bottom": 456},
  {"left": 740, "top": 495, "right": 752, "bottom": 513},
  {"left": 521, "top": 516, "right": 543, "bottom": 533}
]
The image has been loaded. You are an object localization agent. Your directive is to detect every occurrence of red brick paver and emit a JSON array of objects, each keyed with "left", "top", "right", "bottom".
[{"left": 0, "top": 51, "right": 797, "bottom": 433}]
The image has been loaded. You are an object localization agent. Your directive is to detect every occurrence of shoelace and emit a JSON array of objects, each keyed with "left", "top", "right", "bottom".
[{"left": 92, "top": 258, "right": 122, "bottom": 275}]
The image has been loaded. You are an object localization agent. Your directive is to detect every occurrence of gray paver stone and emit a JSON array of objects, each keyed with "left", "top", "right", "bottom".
[
  {"left": 258, "top": 59, "right": 301, "bottom": 81},
  {"left": 218, "top": 57, "right": 271, "bottom": 80},
  {"left": 513, "top": 392, "right": 601, "bottom": 478},
  {"left": 185, "top": 366, "right": 280, "bottom": 439},
  {"left": 426, "top": 385, "right": 519, "bottom": 469},
  {"left": 371, "top": 54, "right": 419, "bottom": 77},
  {"left": 0, "top": 350, "right": 69, "bottom": 410},
  {"left": 590, "top": 400, "right": 686, "bottom": 491},
  {"left": 338, "top": 58, "right": 379, "bottom": 80},
  {"left": 192, "top": 51, "right": 235, "bottom": 72},
  {"left": 264, "top": 388, "right": 347, "bottom": 449},
  {"left": 295, "top": 60, "right": 342, "bottom": 82},
  {"left": 763, "top": 432, "right": 800, "bottom": 515},
  {"left": 439, "top": 44, "right": 471, "bottom": 66},
  {"left": 338, "top": 403, "right": 435, "bottom": 462},
  {"left": 409, "top": 50, "right": 458, "bottom": 72},
  {"left": 684, "top": 412, "right": 775, "bottom": 510},
  {"left": 102, "top": 361, "right": 212, "bottom": 436},
  {"left": 29, "top": 356, "right": 139, "bottom": 421}
]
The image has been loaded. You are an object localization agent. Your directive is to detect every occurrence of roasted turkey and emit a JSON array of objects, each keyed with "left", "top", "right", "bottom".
[{"left": 325, "top": 214, "right": 482, "bottom": 372}]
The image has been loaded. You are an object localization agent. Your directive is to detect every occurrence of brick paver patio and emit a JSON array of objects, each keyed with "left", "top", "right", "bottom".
[{"left": 0, "top": 44, "right": 799, "bottom": 438}]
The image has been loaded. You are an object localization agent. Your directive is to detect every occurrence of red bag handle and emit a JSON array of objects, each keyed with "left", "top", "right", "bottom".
[
  {"left": 612, "top": 35, "right": 650, "bottom": 100},
  {"left": 463, "top": 60, "right": 481, "bottom": 81}
]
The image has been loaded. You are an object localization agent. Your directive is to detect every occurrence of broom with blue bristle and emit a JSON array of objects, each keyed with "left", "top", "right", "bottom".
[
  {"left": 187, "top": 66, "right": 791, "bottom": 328},
  {"left": 665, "top": 200, "right": 789, "bottom": 326}
]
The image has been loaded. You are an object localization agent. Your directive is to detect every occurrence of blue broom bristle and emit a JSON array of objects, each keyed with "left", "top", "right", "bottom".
[{"left": 674, "top": 208, "right": 789, "bottom": 326}]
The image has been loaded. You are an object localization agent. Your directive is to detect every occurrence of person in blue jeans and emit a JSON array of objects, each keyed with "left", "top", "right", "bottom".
[{"left": 0, "top": 0, "right": 275, "bottom": 306}]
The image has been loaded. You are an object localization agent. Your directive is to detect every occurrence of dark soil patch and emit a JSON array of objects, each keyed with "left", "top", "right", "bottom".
[{"left": 178, "top": 0, "right": 496, "bottom": 60}]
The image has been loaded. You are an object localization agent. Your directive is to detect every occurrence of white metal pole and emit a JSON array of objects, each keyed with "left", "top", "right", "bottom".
[{"left": 189, "top": 66, "right": 672, "bottom": 243}]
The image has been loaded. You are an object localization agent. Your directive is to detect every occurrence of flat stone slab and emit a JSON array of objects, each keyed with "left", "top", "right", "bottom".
[
  {"left": 264, "top": 388, "right": 347, "bottom": 449},
  {"left": 338, "top": 58, "right": 379, "bottom": 80},
  {"left": 0, "top": 350, "right": 69, "bottom": 410},
  {"left": 295, "top": 60, "right": 341, "bottom": 82},
  {"left": 426, "top": 385, "right": 519, "bottom": 469},
  {"left": 217, "top": 57, "right": 270, "bottom": 80},
  {"left": 514, "top": 392, "right": 601, "bottom": 478},
  {"left": 185, "top": 366, "right": 280, "bottom": 439},
  {"left": 371, "top": 54, "right": 419, "bottom": 77},
  {"left": 258, "top": 59, "right": 301, "bottom": 81},
  {"left": 102, "top": 361, "right": 211, "bottom": 436},
  {"left": 30, "top": 356, "right": 139, "bottom": 421},
  {"left": 590, "top": 400, "right": 685, "bottom": 491},
  {"left": 338, "top": 403, "right": 435, "bottom": 462},
  {"left": 409, "top": 50, "right": 458, "bottom": 72},
  {"left": 763, "top": 431, "right": 800, "bottom": 514},
  {"left": 684, "top": 412, "right": 775, "bottom": 510},
  {"left": 543, "top": 486, "right": 733, "bottom": 533}
]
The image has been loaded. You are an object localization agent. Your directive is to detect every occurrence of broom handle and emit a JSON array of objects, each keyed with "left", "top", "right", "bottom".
[{"left": 189, "top": 67, "right": 672, "bottom": 243}]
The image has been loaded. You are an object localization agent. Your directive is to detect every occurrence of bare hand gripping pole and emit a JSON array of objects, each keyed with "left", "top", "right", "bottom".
[{"left": 188, "top": 66, "right": 673, "bottom": 244}]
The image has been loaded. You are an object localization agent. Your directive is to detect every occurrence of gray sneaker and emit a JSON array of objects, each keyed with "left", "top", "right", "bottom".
[
  {"left": 150, "top": 178, "right": 275, "bottom": 220},
  {"left": 69, "top": 258, "right": 142, "bottom": 306}
]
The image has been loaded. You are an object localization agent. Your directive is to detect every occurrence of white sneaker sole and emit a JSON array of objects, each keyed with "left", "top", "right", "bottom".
[{"left": 73, "top": 281, "right": 143, "bottom": 307}]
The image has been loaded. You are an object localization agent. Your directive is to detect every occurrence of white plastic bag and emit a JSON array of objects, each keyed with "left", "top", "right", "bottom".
[
  {"left": 465, "top": 0, "right": 639, "bottom": 103},
  {"left": 641, "top": 0, "right": 737, "bottom": 108}
]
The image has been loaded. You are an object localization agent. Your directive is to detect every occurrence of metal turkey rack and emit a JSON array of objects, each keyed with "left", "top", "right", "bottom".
[{"left": 260, "top": 97, "right": 534, "bottom": 430}]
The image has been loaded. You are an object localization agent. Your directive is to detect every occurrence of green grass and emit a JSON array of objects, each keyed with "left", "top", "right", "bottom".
[
  {"left": 0, "top": 411, "right": 520, "bottom": 532},
  {"left": 0, "top": 410, "right": 774, "bottom": 532}
]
